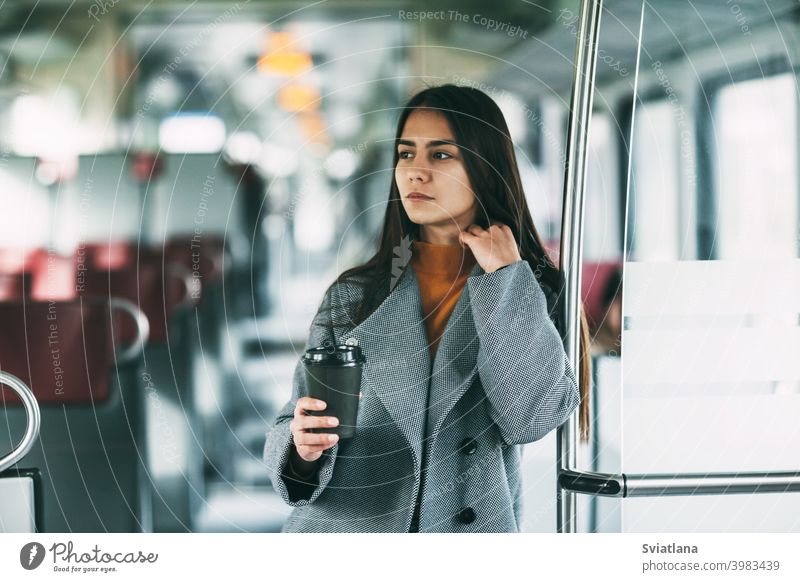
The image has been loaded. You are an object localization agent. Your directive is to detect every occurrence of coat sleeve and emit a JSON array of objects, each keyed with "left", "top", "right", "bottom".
[
  {"left": 467, "top": 259, "right": 580, "bottom": 445},
  {"left": 262, "top": 290, "right": 340, "bottom": 506}
]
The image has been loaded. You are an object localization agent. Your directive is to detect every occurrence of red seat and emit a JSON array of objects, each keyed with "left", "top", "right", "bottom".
[
  {"left": 28, "top": 249, "right": 76, "bottom": 301},
  {"left": 0, "top": 248, "right": 33, "bottom": 300},
  {"left": 0, "top": 272, "right": 31, "bottom": 300},
  {"left": 164, "top": 235, "right": 228, "bottom": 301},
  {"left": 581, "top": 260, "right": 622, "bottom": 333},
  {"left": 78, "top": 247, "right": 194, "bottom": 342},
  {"left": 0, "top": 248, "right": 76, "bottom": 301},
  {"left": 76, "top": 241, "right": 136, "bottom": 271},
  {"left": 542, "top": 241, "right": 623, "bottom": 329},
  {"left": 0, "top": 296, "right": 149, "bottom": 533},
  {"left": 0, "top": 300, "right": 114, "bottom": 405}
]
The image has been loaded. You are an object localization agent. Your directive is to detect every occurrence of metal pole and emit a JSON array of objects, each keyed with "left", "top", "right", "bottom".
[{"left": 557, "top": 0, "right": 604, "bottom": 533}]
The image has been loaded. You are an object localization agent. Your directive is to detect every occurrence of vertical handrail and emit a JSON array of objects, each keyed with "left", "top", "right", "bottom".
[
  {"left": 557, "top": 0, "right": 604, "bottom": 533},
  {"left": 0, "top": 371, "right": 41, "bottom": 474}
]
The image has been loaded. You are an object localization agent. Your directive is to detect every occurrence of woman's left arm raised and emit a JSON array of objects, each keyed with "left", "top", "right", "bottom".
[{"left": 460, "top": 223, "right": 580, "bottom": 445}]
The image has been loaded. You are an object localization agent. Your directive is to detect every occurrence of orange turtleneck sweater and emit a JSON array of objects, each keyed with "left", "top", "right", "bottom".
[
  {"left": 411, "top": 239, "right": 478, "bottom": 361},
  {"left": 408, "top": 239, "right": 477, "bottom": 532}
]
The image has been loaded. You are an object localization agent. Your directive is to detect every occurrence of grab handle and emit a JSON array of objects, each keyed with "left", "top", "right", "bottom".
[
  {"left": 0, "top": 371, "right": 41, "bottom": 473},
  {"left": 109, "top": 298, "right": 150, "bottom": 363}
]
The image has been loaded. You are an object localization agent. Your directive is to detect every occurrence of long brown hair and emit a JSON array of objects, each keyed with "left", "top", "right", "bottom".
[{"left": 318, "top": 83, "right": 591, "bottom": 442}]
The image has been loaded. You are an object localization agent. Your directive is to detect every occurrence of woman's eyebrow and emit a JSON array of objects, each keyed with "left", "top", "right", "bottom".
[{"left": 397, "top": 139, "right": 458, "bottom": 148}]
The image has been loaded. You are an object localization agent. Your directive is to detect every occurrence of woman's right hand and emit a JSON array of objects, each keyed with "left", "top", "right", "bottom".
[{"left": 290, "top": 397, "right": 340, "bottom": 463}]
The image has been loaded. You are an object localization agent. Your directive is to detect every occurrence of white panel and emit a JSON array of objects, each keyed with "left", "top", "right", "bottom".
[
  {"left": 624, "top": 260, "right": 800, "bottom": 316},
  {"left": 0, "top": 476, "right": 36, "bottom": 533},
  {"left": 624, "top": 328, "right": 800, "bottom": 383},
  {"left": 622, "top": 396, "right": 800, "bottom": 473},
  {"left": 624, "top": 494, "right": 800, "bottom": 532}
]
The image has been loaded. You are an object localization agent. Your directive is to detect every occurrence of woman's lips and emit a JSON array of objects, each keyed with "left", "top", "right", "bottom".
[{"left": 407, "top": 192, "right": 433, "bottom": 201}]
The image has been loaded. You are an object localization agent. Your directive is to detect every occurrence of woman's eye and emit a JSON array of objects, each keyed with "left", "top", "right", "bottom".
[{"left": 397, "top": 150, "right": 453, "bottom": 160}]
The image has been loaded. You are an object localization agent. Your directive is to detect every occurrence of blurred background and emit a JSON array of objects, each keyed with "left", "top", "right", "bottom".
[{"left": 0, "top": 0, "right": 798, "bottom": 533}]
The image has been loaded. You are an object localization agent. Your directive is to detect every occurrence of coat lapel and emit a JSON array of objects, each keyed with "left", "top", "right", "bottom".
[
  {"left": 343, "top": 265, "right": 431, "bottom": 474},
  {"left": 426, "top": 262, "right": 483, "bottom": 444},
  {"left": 343, "top": 261, "right": 486, "bottom": 472}
]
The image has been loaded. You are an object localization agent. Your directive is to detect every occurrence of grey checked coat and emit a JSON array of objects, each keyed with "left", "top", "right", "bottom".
[{"left": 263, "top": 258, "right": 580, "bottom": 532}]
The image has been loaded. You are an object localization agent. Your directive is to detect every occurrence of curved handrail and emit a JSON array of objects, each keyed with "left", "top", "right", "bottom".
[
  {"left": 0, "top": 371, "right": 41, "bottom": 473},
  {"left": 109, "top": 298, "right": 150, "bottom": 363}
]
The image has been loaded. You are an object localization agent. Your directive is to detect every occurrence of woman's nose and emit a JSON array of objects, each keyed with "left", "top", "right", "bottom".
[{"left": 406, "top": 162, "right": 431, "bottom": 182}]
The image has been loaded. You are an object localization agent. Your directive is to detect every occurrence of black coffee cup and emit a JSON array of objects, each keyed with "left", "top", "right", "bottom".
[{"left": 302, "top": 339, "right": 365, "bottom": 439}]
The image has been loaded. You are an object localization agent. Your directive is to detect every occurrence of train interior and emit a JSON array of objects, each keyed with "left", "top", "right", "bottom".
[{"left": 1, "top": 0, "right": 798, "bottom": 533}]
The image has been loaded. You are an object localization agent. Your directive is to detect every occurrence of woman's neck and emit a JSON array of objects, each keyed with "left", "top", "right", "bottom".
[
  {"left": 419, "top": 227, "right": 462, "bottom": 246},
  {"left": 412, "top": 239, "right": 476, "bottom": 276}
]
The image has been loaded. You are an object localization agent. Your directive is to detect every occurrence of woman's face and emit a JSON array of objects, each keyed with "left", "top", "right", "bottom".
[{"left": 395, "top": 109, "right": 477, "bottom": 237}]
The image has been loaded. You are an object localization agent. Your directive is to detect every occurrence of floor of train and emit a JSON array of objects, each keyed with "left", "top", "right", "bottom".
[
  {"left": 192, "top": 343, "right": 293, "bottom": 533},
  {"left": 193, "top": 274, "right": 326, "bottom": 533}
]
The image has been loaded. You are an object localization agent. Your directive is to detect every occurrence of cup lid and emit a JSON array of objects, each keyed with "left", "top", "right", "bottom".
[{"left": 303, "top": 344, "right": 365, "bottom": 365}]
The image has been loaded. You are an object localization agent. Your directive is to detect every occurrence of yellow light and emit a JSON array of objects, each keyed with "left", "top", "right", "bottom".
[
  {"left": 257, "top": 31, "right": 313, "bottom": 75},
  {"left": 277, "top": 85, "right": 321, "bottom": 113}
]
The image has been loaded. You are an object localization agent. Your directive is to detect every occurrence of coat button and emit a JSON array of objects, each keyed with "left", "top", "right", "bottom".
[
  {"left": 458, "top": 507, "right": 476, "bottom": 524},
  {"left": 459, "top": 438, "right": 478, "bottom": 455}
]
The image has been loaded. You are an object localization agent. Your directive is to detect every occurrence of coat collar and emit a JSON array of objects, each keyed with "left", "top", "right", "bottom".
[{"left": 344, "top": 261, "right": 484, "bottom": 473}]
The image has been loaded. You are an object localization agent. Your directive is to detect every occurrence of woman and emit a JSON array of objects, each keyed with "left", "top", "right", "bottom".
[{"left": 264, "top": 84, "right": 592, "bottom": 533}]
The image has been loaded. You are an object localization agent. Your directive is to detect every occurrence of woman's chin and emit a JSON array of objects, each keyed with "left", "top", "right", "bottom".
[
  {"left": 404, "top": 213, "right": 432, "bottom": 225},
  {"left": 404, "top": 209, "right": 450, "bottom": 226}
]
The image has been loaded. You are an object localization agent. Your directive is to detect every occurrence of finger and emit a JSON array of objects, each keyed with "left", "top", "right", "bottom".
[
  {"left": 296, "top": 415, "right": 339, "bottom": 430},
  {"left": 295, "top": 432, "right": 340, "bottom": 447},
  {"left": 462, "top": 226, "right": 482, "bottom": 241},
  {"left": 295, "top": 397, "right": 326, "bottom": 416},
  {"left": 291, "top": 416, "right": 332, "bottom": 435},
  {"left": 496, "top": 222, "right": 514, "bottom": 237},
  {"left": 291, "top": 413, "right": 328, "bottom": 434},
  {"left": 295, "top": 418, "right": 339, "bottom": 434},
  {"left": 298, "top": 396, "right": 327, "bottom": 411},
  {"left": 298, "top": 442, "right": 336, "bottom": 456},
  {"left": 297, "top": 440, "right": 338, "bottom": 456}
]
